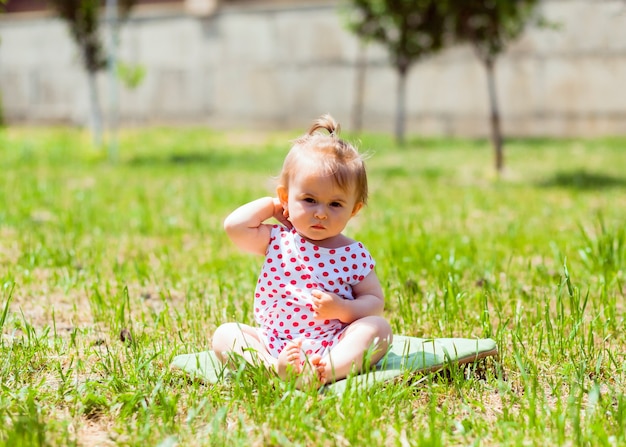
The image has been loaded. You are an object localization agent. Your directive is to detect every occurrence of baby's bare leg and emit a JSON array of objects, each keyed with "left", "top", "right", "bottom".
[
  {"left": 212, "top": 322, "right": 276, "bottom": 369},
  {"left": 320, "top": 316, "right": 392, "bottom": 384}
]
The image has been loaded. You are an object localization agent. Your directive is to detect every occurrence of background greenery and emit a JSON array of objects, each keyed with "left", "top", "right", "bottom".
[{"left": 0, "top": 127, "right": 624, "bottom": 446}]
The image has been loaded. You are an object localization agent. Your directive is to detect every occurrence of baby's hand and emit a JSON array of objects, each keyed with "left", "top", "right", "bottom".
[
  {"left": 310, "top": 290, "right": 344, "bottom": 320},
  {"left": 272, "top": 197, "right": 292, "bottom": 229}
]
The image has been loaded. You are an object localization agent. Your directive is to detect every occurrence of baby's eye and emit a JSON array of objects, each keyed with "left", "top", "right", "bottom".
[
  {"left": 330, "top": 202, "right": 343, "bottom": 208},
  {"left": 304, "top": 198, "right": 316, "bottom": 203}
]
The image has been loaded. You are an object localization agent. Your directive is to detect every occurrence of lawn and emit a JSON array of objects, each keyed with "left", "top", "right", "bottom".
[{"left": 0, "top": 127, "right": 624, "bottom": 446}]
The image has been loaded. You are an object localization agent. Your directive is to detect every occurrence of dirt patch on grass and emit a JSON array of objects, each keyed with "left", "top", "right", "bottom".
[{"left": 76, "top": 419, "right": 117, "bottom": 447}]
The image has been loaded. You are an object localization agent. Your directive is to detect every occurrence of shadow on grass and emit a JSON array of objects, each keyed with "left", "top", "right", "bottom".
[
  {"left": 537, "top": 170, "right": 626, "bottom": 190},
  {"left": 126, "top": 151, "right": 279, "bottom": 170},
  {"left": 127, "top": 153, "right": 233, "bottom": 166},
  {"left": 372, "top": 165, "right": 445, "bottom": 181}
]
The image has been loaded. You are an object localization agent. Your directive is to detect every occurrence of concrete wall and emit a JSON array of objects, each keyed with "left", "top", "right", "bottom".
[{"left": 2, "top": 0, "right": 626, "bottom": 136}]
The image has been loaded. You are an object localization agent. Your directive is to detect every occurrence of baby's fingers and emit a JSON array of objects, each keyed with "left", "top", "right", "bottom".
[{"left": 311, "top": 289, "right": 328, "bottom": 301}]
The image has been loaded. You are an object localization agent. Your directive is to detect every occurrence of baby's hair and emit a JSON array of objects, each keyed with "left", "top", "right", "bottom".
[{"left": 279, "top": 114, "right": 368, "bottom": 205}]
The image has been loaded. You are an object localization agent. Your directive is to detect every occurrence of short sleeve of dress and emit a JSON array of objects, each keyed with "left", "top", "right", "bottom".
[
  {"left": 342, "top": 242, "right": 376, "bottom": 286},
  {"left": 269, "top": 224, "right": 286, "bottom": 239},
  {"left": 267, "top": 224, "right": 290, "bottom": 252}
]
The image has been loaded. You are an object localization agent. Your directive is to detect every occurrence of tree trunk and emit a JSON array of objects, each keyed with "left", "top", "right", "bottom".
[
  {"left": 107, "top": 0, "right": 120, "bottom": 162},
  {"left": 485, "top": 58, "right": 504, "bottom": 174},
  {"left": 351, "top": 42, "right": 367, "bottom": 134},
  {"left": 87, "top": 70, "right": 103, "bottom": 148},
  {"left": 395, "top": 68, "right": 407, "bottom": 146}
]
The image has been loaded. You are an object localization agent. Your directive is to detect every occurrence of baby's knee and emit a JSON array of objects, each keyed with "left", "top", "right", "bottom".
[
  {"left": 352, "top": 316, "right": 392, "bottom": 347},
  {"left": 366, "top": 315, "right": 392, "bottom": 337},
  {"left": 211, "top": 322, "right": 238, "bottom": 354},
  {"left": 367, "top": 316, "right": 393, "bottom": 349}
]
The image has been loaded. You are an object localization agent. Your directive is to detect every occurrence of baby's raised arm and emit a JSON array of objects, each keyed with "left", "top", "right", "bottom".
[{"left": 223, "top": 197, "right": 288, "bottom": 255}]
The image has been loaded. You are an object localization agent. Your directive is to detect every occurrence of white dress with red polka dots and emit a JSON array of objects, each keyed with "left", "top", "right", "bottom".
[{"left": 255, "top": 224, "right": 376, "bottom": 360}]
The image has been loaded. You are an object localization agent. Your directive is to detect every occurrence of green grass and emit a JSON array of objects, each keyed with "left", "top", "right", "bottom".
[{"left": 1, "top": 127, "right": 625, "bottom": 446}]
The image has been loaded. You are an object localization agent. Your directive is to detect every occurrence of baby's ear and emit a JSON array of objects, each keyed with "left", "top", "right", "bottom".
[
  {"left": 351, "top": 202, "right": 364, "bottom": 216},
  {"left": 276, "top": 185, "right": 288, "bottom": 207}
]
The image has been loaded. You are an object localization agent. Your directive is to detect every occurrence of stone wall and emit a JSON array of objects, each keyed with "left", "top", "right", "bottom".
[{"left": 1, "top": 0, "right": 626, "bottom": 136}]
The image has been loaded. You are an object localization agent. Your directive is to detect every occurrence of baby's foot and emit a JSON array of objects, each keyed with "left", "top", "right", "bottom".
[
  {"left": 308, "top": 355, "right": 327, "bottom": 385},
  {"left": 293, "top": 354, "right": 327, "bottom": 390},
  {"left": 276, "top": 342, "right": 327, "bottom": 389},
  {"left": 276, "top": 340, "right": 304, "bottom": 380}
]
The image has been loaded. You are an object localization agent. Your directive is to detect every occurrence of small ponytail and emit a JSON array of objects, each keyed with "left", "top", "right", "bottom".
[{"left": 307, "top": 114, "right": 341, "bottom": 138}]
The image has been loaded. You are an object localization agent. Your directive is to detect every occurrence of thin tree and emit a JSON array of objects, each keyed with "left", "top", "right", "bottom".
[
  {"left": 49, "top": 0, "right": 135, "bottom": 147},
  {"left": 449, "top": 0, "right": 541, "bottom": 174},
  {"left": 1, "top": 0, "right": 7, "bottom": 127},
  {"left": 351, "top": 41, "right": 367, "bottom": 134},
  {"left": 344, "top": 0, "right": 448, "bottom": 145}
]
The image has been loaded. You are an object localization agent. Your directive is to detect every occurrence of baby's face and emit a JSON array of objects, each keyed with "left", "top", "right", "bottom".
[{"left": 279, "top": 165, "right": 362, "bottom": 245}]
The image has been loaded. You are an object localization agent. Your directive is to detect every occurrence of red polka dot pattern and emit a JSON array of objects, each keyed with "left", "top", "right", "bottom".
[{"left": 255, "top": 225, "right": 376, "bottom": 359}]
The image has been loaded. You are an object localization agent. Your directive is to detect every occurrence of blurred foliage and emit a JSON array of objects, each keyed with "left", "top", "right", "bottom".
[
  {"left": 117, "top": 61, "right": 146, "bottom": 90},
  {"left": 449, "top": 0, "right": 542, "bottom": 65},
  {"left": 47, "top": 0, "right": 138, "bottom": 73},
  {"left": 344, "top": 0, "right": 447, "bottom": 76}
]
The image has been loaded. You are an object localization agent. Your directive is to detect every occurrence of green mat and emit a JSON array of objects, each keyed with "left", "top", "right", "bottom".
[{"left": 171, "top": 335, "right": 498, "bottom": 394}]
